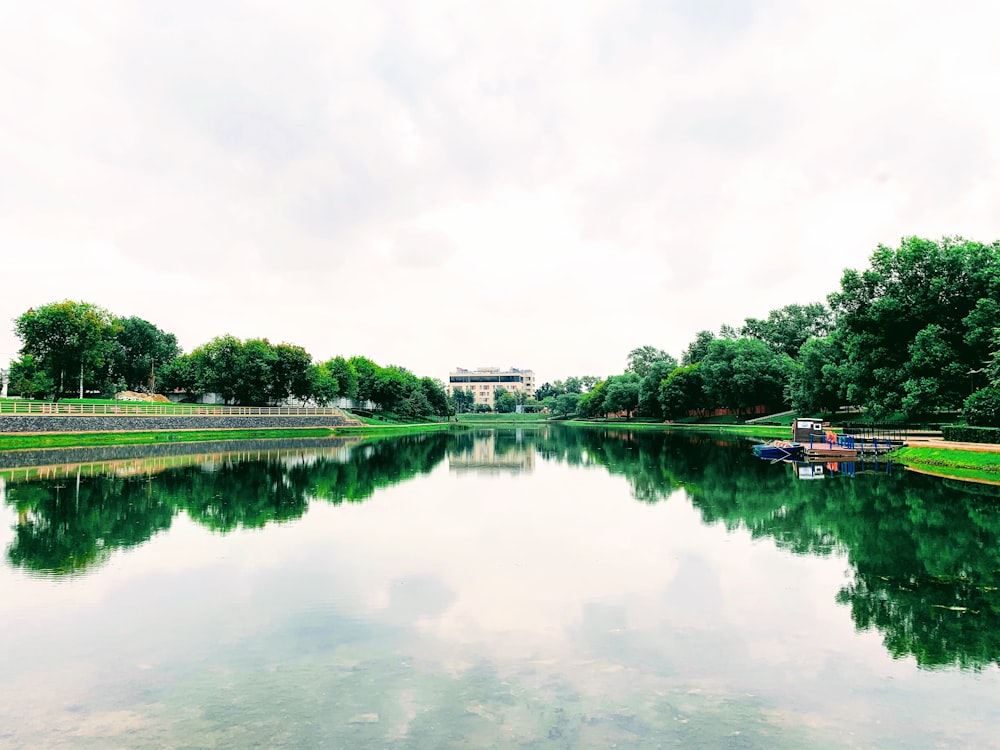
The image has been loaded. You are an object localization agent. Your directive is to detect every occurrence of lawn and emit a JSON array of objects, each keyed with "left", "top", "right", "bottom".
[
  {"left": 891, "top": 446, "right": 1000, "bottom": 478},
  {"left": 0, "top": 427, "right": 339, "bottom": 451}
]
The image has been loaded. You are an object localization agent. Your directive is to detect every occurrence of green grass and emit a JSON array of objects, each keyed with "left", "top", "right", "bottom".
[
  {"left": 565, "top": 420, "right": 791, "bottom": 440},
  {"left": 0, "top": 427, "right": 339, "bottom": 451},
  {"left": 891, "top": 446, "right": 1000, "bottom": 481},
  {"left": 0, "top": 422, "right": 455, "bottom": 451},
  {"left": 456, "top": 412, "right": 550, "bottom": 423}
]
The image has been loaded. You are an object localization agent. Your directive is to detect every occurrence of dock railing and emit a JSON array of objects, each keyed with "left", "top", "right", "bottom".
[{"left": 841, "top": 422, "right": 909, "bottom": 445}]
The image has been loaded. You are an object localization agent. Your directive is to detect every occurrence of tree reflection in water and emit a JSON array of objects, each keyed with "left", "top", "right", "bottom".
[{"left": 4, "top": 426, "right": 1000, "bottom": 669}]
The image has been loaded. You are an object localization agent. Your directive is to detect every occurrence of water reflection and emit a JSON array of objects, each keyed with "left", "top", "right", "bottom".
[
  {"left": 3, "top": 433, "right": 449, "bottom": 576},
  {"left": 3, "top": 425, "right": 1000, "bottom": 676},
  {"left": 447, "top": 429, "right": 535, "bottom": 473}
]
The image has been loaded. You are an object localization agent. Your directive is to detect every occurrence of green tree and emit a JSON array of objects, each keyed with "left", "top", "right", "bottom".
[
  {"left": 604, "top": 373, "right": 641, "bottom": 419},
  {"left": 370, "top": 365, "right": 411, "bottom": 412},
  {"left": 681, "top": 330, "right": 716, "bottom": 366},
  {"left": 109, "top": 316, "right": 180, "bottom": 393},
  {"left": 269, "top": 343, "right": 314, "bottom": 404},
  {"left": 742, "top": 303, "right": 833, "bottom": 359},
  {"left": 494, "top": 386, "right": 517, "bottom": 413},
  {"left": 349, "top": 356, "right": 381, "bottom": 405},
  {"left": 420, "top": 377, "right": 451, "bottom": 417},
  {"left": 327, "top": 356, "right": 359, "bottom": 401},
  {"left": 578, "top": 379, "right": 609, "bottom": 418},
  {"left": 14, "top": 301, "right": 119, "bottom": 399},
  {"left": 963, "top": 388, "right": 1000, "bottom": 427},
  {"left": 901, "top": 324, "right": 966, "bottom": 419},
  {"left": 626, "top": 345, "right": 675, "bottom": 378},
  {"left": 828, "top": 236, "right": 1000, "bottom": 416},
  {"left": 788, "top": 334, "right": 846, "bottom": 414},
  {"left": 638, "top": 358, "right": 678, "bottom": 419},
  {"left": 658, "top": 364, "right": 706, "bottom": 419},
  {"left": 700, "top": 338, "right": 792, "bottom": 420},
  {"left": 309, "top": 362, "right": 340, "bottom": 406},
  {"left": 7, "top": 354, "right": 55, "bottom": 399},
  {"left": 553, "top": 392, "right": 581, "bottom": 417},
  {"left": 451, "top": 387, "right": 475, "bottom": 414}
]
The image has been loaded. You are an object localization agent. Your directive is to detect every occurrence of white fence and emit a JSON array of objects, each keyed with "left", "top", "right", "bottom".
[{"left": 0, "top": 402, "right": 350, "bottom": 417}]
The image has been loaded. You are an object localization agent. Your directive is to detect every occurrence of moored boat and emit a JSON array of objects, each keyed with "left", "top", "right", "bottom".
[{"left": 752, "top": 440, "right": 803, "bottom": 460}]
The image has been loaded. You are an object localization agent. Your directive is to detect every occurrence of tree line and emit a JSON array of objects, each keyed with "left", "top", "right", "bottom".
[
  {"left": 8, "top": 236, "right": 1000, "bottom": 423},
  {"left": 542, "top": 236, "right": 1000, "bottom": 424},
  {"left": 6, "top": 302, "right": 451, "bottom": 418}
]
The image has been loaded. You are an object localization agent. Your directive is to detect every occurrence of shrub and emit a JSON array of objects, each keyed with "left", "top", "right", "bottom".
[
  {"left": 963, "top": 387, "right": 1000, "bottom": 427},
  {"left": 942, "top": 425, "right": 1000, "bottom": 444}
]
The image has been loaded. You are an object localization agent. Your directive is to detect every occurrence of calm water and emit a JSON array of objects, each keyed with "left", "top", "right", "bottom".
[{"left": 2, "top": 427, "right": 1000, "bottom": 748}]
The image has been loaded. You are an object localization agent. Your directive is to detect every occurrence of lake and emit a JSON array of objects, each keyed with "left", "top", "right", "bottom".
[{"left": 2, "top": 426, "right": 999, "bottom": 748}]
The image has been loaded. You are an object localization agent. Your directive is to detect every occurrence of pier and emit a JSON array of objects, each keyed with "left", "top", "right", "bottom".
[{"left": 802, "top": 434, "right": 898, "bottom": 461}]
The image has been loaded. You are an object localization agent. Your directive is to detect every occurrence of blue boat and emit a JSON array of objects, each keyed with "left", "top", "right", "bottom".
[{"left": 752, "top": 441, "right": 803, "bottom": 460}]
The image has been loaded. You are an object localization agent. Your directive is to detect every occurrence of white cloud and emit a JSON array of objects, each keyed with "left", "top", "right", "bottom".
[{"left": 2, "top": 1, "right": 999, "bottom": 380}]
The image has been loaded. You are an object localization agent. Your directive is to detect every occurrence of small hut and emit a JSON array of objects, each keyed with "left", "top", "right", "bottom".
[{"left": 793, "top": 417, "right": 826, "bottom": 443}]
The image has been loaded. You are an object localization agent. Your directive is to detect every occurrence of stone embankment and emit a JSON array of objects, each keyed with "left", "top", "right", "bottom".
[
  {"left": 0, "top": 436, "right": 362, "bottom": 470},
  {"left": 0, "top": 413, "right": 362, "bottom": 434}
]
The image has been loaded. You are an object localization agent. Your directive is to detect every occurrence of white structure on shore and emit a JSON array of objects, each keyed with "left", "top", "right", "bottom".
[{"left": 447, "top": 367, "right": 535, "bottom": 408}]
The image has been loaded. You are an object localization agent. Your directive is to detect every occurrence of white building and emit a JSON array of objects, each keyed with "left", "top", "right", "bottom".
[{"left": 447, "top": 367, "right": 535, "bottom": 407}]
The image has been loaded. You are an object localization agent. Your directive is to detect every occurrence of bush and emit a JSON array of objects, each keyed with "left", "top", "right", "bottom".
[
  {"left": 942, "top": 425, "right": 1000, "bottom": 444},
  {"left": 963, "top": 387, "right": 1000, "bottom": 427}
]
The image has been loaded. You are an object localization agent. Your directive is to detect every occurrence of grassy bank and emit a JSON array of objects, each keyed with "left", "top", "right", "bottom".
[
  {"left": 0, "top": 422, "right": 454, "bottom": 451},
  {"left": 0, "top": 427, "right": 339, "bottom": 451},
  {"left": 456, "top": 413, "right": 551, "bottom": 424},
  {"left": 566, "top": 419, "right": 791, "bottom": 440},
  {"left": 891, "top": 445, "right": 1000, "bottom": 482}
]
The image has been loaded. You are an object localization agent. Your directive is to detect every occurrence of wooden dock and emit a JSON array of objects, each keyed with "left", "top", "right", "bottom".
[{"left": 801, "top": 437, "right": 899, "bottom": 462}]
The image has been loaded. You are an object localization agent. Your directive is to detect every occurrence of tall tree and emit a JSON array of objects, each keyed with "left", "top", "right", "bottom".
[
  {"left": 269, "top": 343, "right": 314, "bottom": 404},
  {"left": 493, "top": 386, "right": 517, "bottom": 414},
  {"left": 109, "top": 316, "right": 181, "bottom": 393},
  {"left": 658, "top": 364, "right": 706, "bottom": 419},
  {"left": 14, "top": 301, "right": 118, "bottom": 399},
  {"left": 788, "top": 334, "right": 846, "bottom": 415},
  {"left": 604, "top": 373, "right": 641, "bottom": 419},
  {"left": 638, "top": 358, "right": 678, "bottom": 419},
  {"left": 348, "top": 356, "right": 381, "bottom": 405},
  {"left": 681, "top": 330, "right": 716, "bottom": 366},
  {"left": 828, "top": 236, "right": 1000, "bottom": 416},
  {"left": 700, "top": 338, "right": 792, "bottom": 420},
  {"left": 626, "top": 345, "right": 675, "bottom": 378},
  {"left": 742, "top": 303, "right": 833, "bottom": 359},
  {"left": 7, "top": 354, "right": 55, "bottom": 399},
  {"left": 327, "top": 356, "right": 359, "bottom": 401}
]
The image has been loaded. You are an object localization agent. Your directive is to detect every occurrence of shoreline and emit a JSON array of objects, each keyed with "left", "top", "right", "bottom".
[{"left": 0, "top": 422, "right": 453, "bottom": 452}]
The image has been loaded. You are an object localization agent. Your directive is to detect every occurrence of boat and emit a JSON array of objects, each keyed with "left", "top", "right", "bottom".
[{"left": 752, "top": 440, "right": 803, "bottom": 460}]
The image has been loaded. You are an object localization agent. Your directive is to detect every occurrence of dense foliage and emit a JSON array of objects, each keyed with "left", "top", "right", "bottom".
[
  {"left": 7, "top": 236, "right": 1000, "bottom": 421},
  {"left": 8, "top": 301, "right": 450, "bottom": 416},
  {"left": 550, "top": 236, "right": 1000, "bottom": 424}
]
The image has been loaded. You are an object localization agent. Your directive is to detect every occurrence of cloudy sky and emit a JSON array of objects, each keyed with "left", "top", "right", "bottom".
[{"left": 3, "top": 1, "right": 999, "bottom": 384}]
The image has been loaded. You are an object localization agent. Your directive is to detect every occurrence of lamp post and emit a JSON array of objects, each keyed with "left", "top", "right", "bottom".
[{"left": 969, "top": 368, "right": 984, "bottom": 395}]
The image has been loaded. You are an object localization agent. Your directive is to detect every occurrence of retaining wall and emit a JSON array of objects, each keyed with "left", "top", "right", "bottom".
[
  {"left": 0, "top": 436, "right": 361, "bottom": 470},
  {"left": 0, "top": 414, "right": 359, "bottom": 434}
]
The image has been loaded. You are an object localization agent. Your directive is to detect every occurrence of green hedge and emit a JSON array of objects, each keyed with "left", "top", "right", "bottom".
[{"left": 941, "top": 425, "right": 1000, "bottom": 444}]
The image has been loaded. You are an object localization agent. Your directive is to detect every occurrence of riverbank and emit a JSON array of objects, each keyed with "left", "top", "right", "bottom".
[
  {"left": 0, "top": 422, "right": 453, "bottom": 451},
  {"left": 565, "top": 419, "right": 791, "bottom": 440},
  {"left": 890, "top": 444, "right": 1000, "bottom": 483}
]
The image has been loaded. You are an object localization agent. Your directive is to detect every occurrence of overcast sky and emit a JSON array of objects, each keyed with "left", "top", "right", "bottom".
[{"left": 3, "top": 1, "right": 999, "bottom": 384}]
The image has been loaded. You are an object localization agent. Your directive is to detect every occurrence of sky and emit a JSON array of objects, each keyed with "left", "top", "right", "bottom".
[{"left": 3, "top": 1, "right": 1000, "bottom": 385}]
